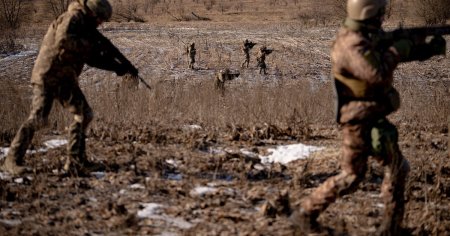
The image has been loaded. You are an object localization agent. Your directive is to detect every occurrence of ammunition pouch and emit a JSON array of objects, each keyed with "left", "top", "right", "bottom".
[
  {"left": 334, "top": 73, "right": 369, "bottom": 98},
  {"left": 333, "top": 73, "right": 400, "bottom": 123}
]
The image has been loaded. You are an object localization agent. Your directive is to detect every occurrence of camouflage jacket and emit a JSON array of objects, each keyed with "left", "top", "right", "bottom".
[
  {"left": 31, "top": 2, "right": 123, "bottom": 86},
  {"left": 187, "top": 46, "right": 196, "bottom": 58},
  {"left": 331, "top": 21, "right": 402, "bottom": 124}
]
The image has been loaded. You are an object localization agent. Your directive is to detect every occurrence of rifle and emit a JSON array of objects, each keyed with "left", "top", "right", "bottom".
[
  {"left": 377, "top": 24, "right": 450, "bottom": 48},
  {"left": 247, "top": 42, "right": 257, "bottom": 49},
  {"left": 90, "top": 30, "right": 151, "bottom": 90}
]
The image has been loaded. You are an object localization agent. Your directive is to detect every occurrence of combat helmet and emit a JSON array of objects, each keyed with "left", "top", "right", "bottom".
[
  {"left": 80, "top": 0, "right": 112, "bottom": 21},
  {"left": 347, "top": 0, "right": 387, "bottom": 21}
]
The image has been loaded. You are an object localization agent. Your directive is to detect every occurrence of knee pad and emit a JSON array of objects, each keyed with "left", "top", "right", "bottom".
[{"left": 371, "top": 119, "right": 398, "bottom": 157}]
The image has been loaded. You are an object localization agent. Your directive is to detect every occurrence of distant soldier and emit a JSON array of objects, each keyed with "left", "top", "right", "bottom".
[
  {"left": 215, "top": 68, "right": 240, "bottom": 91},
  {"left": 0, "top": 0, "right": 140, "bottom": 175},
  {"left": 241, "top": 39, "right": 256, "bottom": 68},
  {"left": 256, "top": 46, "right": 273, "bottom": 75},
  {"left": 187, "top": 42, "right": 196, "bottom": 69},
  {"left": 289, "top": 0, "right": 446, "bottom": 235}
]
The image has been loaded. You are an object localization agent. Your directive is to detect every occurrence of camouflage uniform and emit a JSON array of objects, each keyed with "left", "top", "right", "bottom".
[
  {"left": 0, "top": 1, "right": 136, "bottom": 175},
  {"left": 187, "top": 43, "right": 196, "bottom": 69},
  {"left": 293, "top": 19, "right": 410, "bottom": 234},
  {"left": 256, "top": 46, "right": 272, "bottom": 75},
  {"left": 215, "top": 69, "right": 240, "bottom": 91},
  {"left": 241, "top": 39, "right": 255, "bottom": 68}
]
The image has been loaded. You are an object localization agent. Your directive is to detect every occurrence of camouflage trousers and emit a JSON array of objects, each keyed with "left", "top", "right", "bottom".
[
  {"left": 258, "top": 61, "right": 267, "bottom": 74},
  {"left": 242, "top": 54, "right": 250, "bottom": 68},
  {"left": 6, "top": 82, "right": 93, "bottom": 165},
  {"left": 189, "top": 56, "right": 195, "bottom": 69},
  {"left": 300, "top": 118, "right": 410, "bottom": 233}
]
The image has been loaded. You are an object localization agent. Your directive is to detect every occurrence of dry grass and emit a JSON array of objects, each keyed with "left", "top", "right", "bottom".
[{"left": 1, "top": 0, "right": 449, "bottom": 142}]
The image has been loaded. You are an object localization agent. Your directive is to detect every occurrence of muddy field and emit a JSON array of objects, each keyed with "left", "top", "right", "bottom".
[{"left": 0, "top": 20, "right": 449, "bottom": 236}]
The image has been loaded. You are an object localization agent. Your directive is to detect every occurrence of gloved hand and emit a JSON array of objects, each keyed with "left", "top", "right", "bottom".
[
  {"left": 429, "top": 35, "right": 446, "bottom": 56},
  {"left": 392, "top": 39, "right": 413, "bottom": 60}
]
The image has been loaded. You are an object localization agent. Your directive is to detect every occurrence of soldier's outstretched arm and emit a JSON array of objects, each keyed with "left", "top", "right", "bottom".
[{"left": 86, "top": 29, "right": 138, "bottom": 76}]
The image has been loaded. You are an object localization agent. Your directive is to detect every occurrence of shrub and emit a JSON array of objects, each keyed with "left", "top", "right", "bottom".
[{"left": 412, "top": 0, "right": 450, "bottom": 25}]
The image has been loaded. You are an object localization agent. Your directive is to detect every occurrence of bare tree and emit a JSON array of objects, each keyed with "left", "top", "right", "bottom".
[
  {"left": 143, "top": 0, "right": 161, "bottom": 14},
  {"left": 0, "top": 0, "right": 25, "bottom": 29},
  {"left": 46, "top": 0, "right": 72, "bottom": 18},
  {"left": 114, "top": 0, "right": 146, "bottom": 22}
]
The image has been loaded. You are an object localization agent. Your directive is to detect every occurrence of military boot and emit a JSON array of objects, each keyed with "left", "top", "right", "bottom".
[
  {"left": 63, "top": 154, "right": 105, "bottom": 177},
  {"left": 289, "top": 208, "right": 320, "bottom": 235},
  {"left": 0, "top": 154, "right": 26, "bottom": 175}
]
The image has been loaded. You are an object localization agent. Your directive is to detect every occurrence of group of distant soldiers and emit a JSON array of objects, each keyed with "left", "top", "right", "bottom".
[
  {"left": 0, "top": 0, "right": 447, "bottom": 235},
  {"left": 187, "top": 38, "right": 273, "bottom": 74},
  {"left": 187, "top": 38, "right": 273, "bottom": 91}
]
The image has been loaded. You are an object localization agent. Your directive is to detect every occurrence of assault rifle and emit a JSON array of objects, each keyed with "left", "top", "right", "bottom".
[
  {"left": 246, "top": 42, "right": 257, "bottom": 49},
  {"left": 263, "top": 48, "right": 273, "bottom": 55},
  {"left": 90, "top": 29, "right": 152, "bottom": 90},
  {"left": 377, "top": 24, "right": 450, "bottom": 49}
]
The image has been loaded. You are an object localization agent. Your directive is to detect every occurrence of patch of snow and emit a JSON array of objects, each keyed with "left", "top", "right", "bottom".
[
  {"left": 137, "top": 203, "right": 194, "bottom": 230},
  {"left": 138, "top": 203, "right": 163, "bottom": 218},
  {"left": 208, "top": 147, "right": 226, "bottom": 155},
  {"left": 44, "top": 139, "right": 68, "bottom": 149},
  {"left": 166, "top": 173, "right": 182, "bottom": 181},
  {"left": 0, "top": 172, "right": 11, "bottom": 181},
  {"left": 0, "top": 219, "right": 22, "bottom": 227},
  {"left": 183, "top": 124, "right": 202, "bottom": 130},
  {"left": 0, "top": 50, "right": 36, "bottom": 62},
  {"left": 14, "top": 178, "right": 23, "bottom": 184},
  {"left": 190, "top": 186, "right": 217, "bottom": 197},
  {"left": 0, "top": 138, "right": 68, "bottom": 160},
  {"left": 166, "top": 159, "right": 181, "bottom": 167},
  {"left": 91, "top": 171, "right": 105, "bottom": 179},
  {"left": 129, "top": 183, "right": 145, "bottom": 189},
  {"left": 240, "top": 149, "right": 259, "bottom": 158},
  {"left": 0, "top": 147, "right": 10, "bottom": 160},
  {"left": 260, "top": 143, "right": 324, "bottom": 164}
]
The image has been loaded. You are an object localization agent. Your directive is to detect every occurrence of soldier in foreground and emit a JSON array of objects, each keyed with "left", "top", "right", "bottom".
[
  {"left": 290, "top": 0, "right": 446, "bottom": 235},
  {"left": 215, "top": 68, "right": 240, "bottom": 91},
  {"left": 187, "top": 42, "right": 196, "bottom": 69},
  {"left": 256, "top": 46, "right": 273, "bottom": 75},
  {"left": 241, "top": 39, "right": 256, "bottom": 68},
  {"left": 0, "top": 0, "right": 140, "bottom": 175}
]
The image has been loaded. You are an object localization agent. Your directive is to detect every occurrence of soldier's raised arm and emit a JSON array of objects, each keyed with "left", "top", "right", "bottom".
[{"left": 86, "top": 29, "right": 139, "bottom": 77}]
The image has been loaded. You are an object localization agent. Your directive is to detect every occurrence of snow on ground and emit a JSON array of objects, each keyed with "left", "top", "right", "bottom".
[
  {"left": 259, "top": 143, "right": 324, "bottom": 164},
  {"left": 0, "top": 50, "right": 37, "bottom": 62},
  {"left": 190, "top": 186, "right": 218, "bottom": 197},
  {"left": 137, "top": 203, "right": 194, "bottom": 230},
  {"left": 0, "top": 138, "right": 68, "bottom": 160}
]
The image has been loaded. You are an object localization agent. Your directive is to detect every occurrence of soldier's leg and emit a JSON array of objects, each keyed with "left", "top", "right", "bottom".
[
  {"left": 372, "top": 119, "right": 410, "bottom": 236},
  {"left": 56, "top": 84, "right": 95, "bottom": 173},
  {"left": 291, "top": 123, "right": 371, "bottom": 232},
  {"left": 245, "top": 54, "right": 250, "bottom": 68},
  {"left": 1, "top": 85, "right": 54, "bottom": 174}
]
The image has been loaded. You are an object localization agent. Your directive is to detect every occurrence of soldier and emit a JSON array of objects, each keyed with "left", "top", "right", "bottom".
[
  {"left": 0, "top": 0, "right": 140, "bottom": 175},
  {"left": 241, "top": 39, "right": 256, "bottom": 68},
  {"left": 215, "top": 68, "right": 240, "bottom": 91},
  {"left": 289, "top": 0, "right": 446, "bottom": 235},
  {"left": 187, "top": 42, "right": 196, "bottom": 69},
  {"left": 256, "top": 46, "right": 273, "bottom": 75}
]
